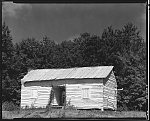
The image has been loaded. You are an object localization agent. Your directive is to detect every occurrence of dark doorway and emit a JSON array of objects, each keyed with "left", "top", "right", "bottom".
[
  {"left": 53, "top": 86, "right": 66, "bottom": 106},
  {"left": 59, "top": 86, "right": 66, "bottom": 106}
]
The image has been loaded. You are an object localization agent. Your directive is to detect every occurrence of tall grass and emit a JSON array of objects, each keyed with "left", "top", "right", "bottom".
[
  {"left": 2, "top": 101, "right": 19, "bottom": 111},
  {"left": 2, "top": 101, "right": 147, "bottom": 119}
]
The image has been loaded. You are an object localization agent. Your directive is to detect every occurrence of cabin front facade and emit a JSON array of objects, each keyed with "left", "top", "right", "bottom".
[{"left": 21, "top": 66, "right": 117, "bottom": 110}]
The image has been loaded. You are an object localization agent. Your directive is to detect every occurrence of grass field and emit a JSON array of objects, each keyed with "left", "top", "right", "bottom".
[{"left": 2, "top": 107, "right": 147, "bottom": 119}]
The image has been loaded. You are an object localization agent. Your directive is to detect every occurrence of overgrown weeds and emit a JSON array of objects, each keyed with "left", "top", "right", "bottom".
[
  {"left": 2, "top": 105, "right": 147, "bottom": 119},
  {"left": 2, "top": 101, "right": 19, "bottom": 111}
]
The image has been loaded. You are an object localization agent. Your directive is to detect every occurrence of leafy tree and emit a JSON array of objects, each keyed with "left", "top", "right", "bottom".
[
  {"left": 59, "top": 40, "right": 75, "bottom": 68},
  {"left": 39, "top": 36, "right": 57, "bottom": 68},
  {"left": 2, "top": 22, "right": 146, "bottom": 111},
  {"left": 2, "top": 22, "right": 16, "bottom": 103}
]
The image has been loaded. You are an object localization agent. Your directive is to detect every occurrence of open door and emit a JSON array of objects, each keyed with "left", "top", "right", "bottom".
[
  {"left": 60, "top": 86, "right": 66, "bottom": 106},
  {"left": 53, "top": 86, "right": 66, "bottom": 106}
]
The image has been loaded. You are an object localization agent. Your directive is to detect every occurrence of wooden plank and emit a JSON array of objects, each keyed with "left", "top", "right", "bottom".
[
  {"left": 104, "top": 88, "right": 115, "bottom": 93},
  {"left": 90, "top": 87, "right": 103, "bottom": 90},
  {"left": 66, "top": 89, "right": 80, "bottom": 91},
  {"left": 66, "top": 91, "right": 81, "bottom": 94},
  {"left": 105, "top": 81, "right": 115, "bottom": 88},
  {"left": 66, "top": 82, "right": 104, "bottom": 109},
  {"left": 70, "top": 101, "right": 103, "bottom": 108},
  {"left": 90, "top": 94, "right": 103, "bottom": 97},
  {"left": 66, "top": 93, "right": 81, "bottom": 96},
  {"left": 67, "top": 93, "right": 81, "bottom": 95},
  {"left": 107, "top": 101, "right": 115, "bottom": 108},
  {"left": 103, "top": 97, "right": 116, "bottom": 109},
  {"left": 103, "top": 93, "right": 115, "bottom": 97},
  {"left": 21, "top": 99, "right": 29, "bottom": 101},
  {"left": 21, "top": 86, "right": 52, "bottom": 108},
  {"left": 103, "top": 91, "right": 115, "bottom": 96},
  {"left": 106, "top": 80, "right": 116, "bottom": 85},
  {"left": 90, "top": 91, "right": 103, "bottom": 94}
]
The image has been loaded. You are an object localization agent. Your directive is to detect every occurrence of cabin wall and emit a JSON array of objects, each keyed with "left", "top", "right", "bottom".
[
  {"left": 21, "top": 85, "right": 57, "bottom": 108},
  {"left": 103, "top": 71, "right": 117, "bottom": 110},
  {"left": 66, "top": 79, "right": 104, "bottom": 109},
  {"left": 22, "top": 76, "right": 117, "bottom": 110},
  {"left": 23, "top": 78, "right": 104, "bottom": 109}
]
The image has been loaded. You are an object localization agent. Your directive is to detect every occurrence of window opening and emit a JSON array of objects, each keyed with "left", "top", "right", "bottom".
[{"left": 82, "top": 88, "right": 89, "bottom": 98}]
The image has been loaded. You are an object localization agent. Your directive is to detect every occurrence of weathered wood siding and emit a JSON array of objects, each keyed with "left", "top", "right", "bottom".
[
  {"left": 66, "top": 79, "right": 104, "bottom": 109},
  {"left": 103, "top": 71, "right": 117, "bottom": 110},
  {"left": 21, "top": 85, "right": 58, "bottom": 108},
  {"left": 21, "top": 73, "right": 117, "bottom": 110}
]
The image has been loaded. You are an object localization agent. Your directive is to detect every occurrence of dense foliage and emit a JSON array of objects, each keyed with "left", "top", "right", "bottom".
[{"left": 2, "top": 22, "right": 147, "bottom": 111}]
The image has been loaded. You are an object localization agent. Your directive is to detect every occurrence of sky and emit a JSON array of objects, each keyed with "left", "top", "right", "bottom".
[{"left": 2, "top": 2, "right": 146, "bottom": 44}]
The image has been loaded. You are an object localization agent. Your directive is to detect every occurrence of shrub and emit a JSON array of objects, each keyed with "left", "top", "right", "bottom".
[
  {"left": 65, "top": 100, "right": 77, "bottom": 110},
  {"left": 30, "top": 104, "right": 37, "bottom": 109},
  {"left": 2, "top": 101, "right": 19, "bottom": 111}
]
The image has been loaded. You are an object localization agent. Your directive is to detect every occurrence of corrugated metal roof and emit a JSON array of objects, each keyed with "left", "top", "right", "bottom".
[{"left": 21, "top": 66, "right": 114, "bottom": 83}]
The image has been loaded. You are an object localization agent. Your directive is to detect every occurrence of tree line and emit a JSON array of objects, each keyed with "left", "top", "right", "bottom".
[{"left": 2, "top": 22, "right": 147, "bottom": 111}]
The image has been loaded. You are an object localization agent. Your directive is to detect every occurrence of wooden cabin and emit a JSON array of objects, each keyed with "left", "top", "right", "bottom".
[{"left": 21, "top": 66, "right": 117, "bottom": 111}]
